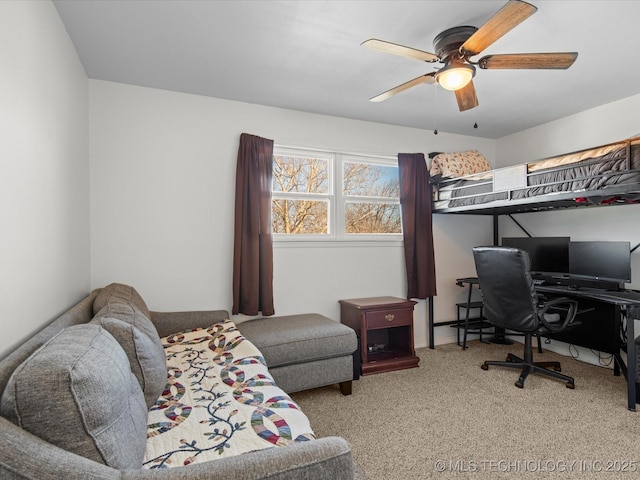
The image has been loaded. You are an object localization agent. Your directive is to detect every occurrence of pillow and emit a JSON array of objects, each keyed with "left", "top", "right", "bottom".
[
  {"left": 429, "top": 150, "right": 491, "bottom": 179},
  {"left": 91, "top": 302, "right": 167, "bottom": 408},
  {"left": 0, "top": 325, "right": 147, "bottom": 469},
  {"left": 93, "top": 282, "right": 150, "bottom": 318}
]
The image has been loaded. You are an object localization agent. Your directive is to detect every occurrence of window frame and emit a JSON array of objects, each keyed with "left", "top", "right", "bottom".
[{"left": 272, "top": 145, "right": 402, "bottom": 243}]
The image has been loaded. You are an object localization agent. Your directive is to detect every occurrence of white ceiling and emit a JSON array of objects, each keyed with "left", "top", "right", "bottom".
[{"left": 53, "top": 0, "right": 640, "bottom": 139}]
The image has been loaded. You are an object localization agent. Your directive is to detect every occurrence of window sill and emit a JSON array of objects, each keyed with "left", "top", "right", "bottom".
[{"left": 273, "top": 239, "right": 404, "bottom": 248}]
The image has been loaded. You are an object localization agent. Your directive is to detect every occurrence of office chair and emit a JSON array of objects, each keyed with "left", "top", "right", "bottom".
[{"left": 472, "top": 246, "right": 579, "bottom": 389}]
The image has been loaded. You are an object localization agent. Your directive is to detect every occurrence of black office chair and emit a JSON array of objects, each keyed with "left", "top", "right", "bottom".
[{"left": 472, "top": 246, "right": 579, "bottom": 389}]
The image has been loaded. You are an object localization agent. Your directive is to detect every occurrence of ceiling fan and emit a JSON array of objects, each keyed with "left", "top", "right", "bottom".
[{"left": 363, "top": 0, "right": 578, "bottom": 112}]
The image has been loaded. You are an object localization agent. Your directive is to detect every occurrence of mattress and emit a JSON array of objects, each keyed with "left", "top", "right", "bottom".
[{"left": 433, "top": 139, "right": 640, "bottom": 211}]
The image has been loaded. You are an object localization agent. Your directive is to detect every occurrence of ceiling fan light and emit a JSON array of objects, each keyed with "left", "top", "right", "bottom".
[{"left": 436, "top": 63, "right": 475, "bottom": 91}]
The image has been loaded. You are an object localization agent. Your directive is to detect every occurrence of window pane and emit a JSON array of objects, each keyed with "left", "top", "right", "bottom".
[
  {"left": 272, "top": 199, "right": 329, "bottom": 234},
  {"left": 343, "top": 162, "right": 399, "bottom": 198},
  {"left": 344, "top": 202, "right": 401, "bottom": 234},
  {"left": 273, "top": 155, "right": 329, "bottom": 194}
]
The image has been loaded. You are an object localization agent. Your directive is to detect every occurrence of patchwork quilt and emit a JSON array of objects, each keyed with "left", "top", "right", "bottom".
[{"left": 144, "top": 320, "right": 314, "bottom": 469}]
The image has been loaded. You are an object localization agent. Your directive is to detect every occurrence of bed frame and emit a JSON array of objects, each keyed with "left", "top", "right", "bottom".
[{"left": 431, "top": 136, "right": 640, "bottom": 216}]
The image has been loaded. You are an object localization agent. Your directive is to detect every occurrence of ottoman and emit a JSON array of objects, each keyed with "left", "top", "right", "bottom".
[{"left": 237, "top": 313, "right": 358, "bottom": 395}]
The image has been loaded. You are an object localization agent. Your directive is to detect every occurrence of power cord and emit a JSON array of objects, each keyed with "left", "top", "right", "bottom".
[
  {"left": 590, "top": 349, "right": 614, "bottom": 367},
  {"left": 567, "top": 343, "right": 613, "bottom": 368},
  {"left": 568, "top": 343, "right": 579, "bottom": 360}
]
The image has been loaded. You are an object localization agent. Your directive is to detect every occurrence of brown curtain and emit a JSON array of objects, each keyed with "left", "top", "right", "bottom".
[
  {"left": 398, "top": 153, "right": 437, "bottom": 299},
  {"left": 232, "top": 133, "right": 275, "bottom": 316}
]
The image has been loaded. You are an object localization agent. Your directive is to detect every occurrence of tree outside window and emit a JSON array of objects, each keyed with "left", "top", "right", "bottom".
[
  {"left": 272, "top": 148, "right": 401, "bottom": 238},
  {"left": 343, "top": 161, "right": 401, "bottom": 234}
]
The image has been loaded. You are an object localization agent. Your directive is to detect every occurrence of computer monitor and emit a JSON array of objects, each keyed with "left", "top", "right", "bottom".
[
  {"left": 501, "top": 237, "right": 570, "bottom": 275},
  {"left": 568, "top": 241, "right": 631, "bottom": 284}
]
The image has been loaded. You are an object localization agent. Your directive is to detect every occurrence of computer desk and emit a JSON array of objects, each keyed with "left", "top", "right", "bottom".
[{"left": 536, "top": 285, "right": 640, "bottom": 411}]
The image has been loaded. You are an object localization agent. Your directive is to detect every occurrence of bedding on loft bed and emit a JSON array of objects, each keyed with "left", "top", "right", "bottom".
[{"left": 431, "top": 137, "right": 640, "bottom": 214}]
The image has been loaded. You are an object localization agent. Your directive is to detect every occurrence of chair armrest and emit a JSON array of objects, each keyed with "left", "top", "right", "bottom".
[
  {"left": 124, "top": 437, "right": 355, "bottom": 480},
  {"left": 149, "top": 310, "right": 229, "bottom": 338},
  {"left": 539, "top": 297, "right": 578, "bottom": 333},
  {"left": 0, "top": 417, "right": 355, "bottom": 480},
  {"left": 0, "top": 417, "right": 120, "bottom": 480}
]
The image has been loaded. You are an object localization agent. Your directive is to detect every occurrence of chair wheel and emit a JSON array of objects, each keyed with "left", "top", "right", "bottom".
[
  {"left": 515, "top": 380, "right": 524, "bottom": 388},
  {"left": 566, "top": 382, "right": 575, "bottom": 389},
  {"left": 481, "top": 363, "right": 489, "bottom": 371},
  {"left": 505, "top": 357, "right": 513, "bottom": 363}
]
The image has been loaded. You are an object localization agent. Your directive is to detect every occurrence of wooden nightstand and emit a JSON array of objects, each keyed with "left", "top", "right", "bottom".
[{"left": 339, "top": 296, "right": 419, "bottom": 375}]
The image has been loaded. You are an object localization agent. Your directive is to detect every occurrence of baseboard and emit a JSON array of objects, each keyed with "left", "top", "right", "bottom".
[
  {"left": 422, "top": 330, "right": 486, "bottom": 348},
  {"left": 426, "top": 330, "right": 616, "bottom": 370}
]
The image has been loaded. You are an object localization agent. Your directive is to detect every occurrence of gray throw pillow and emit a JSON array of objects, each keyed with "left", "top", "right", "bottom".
[
  {"left": 0, "top": 324, "right": 148, "bottom": 469},
  {"left": 93, "top": 282, "right": 150, "bottom": 318},
  {"left": 91, "top": 302, "right": 167, "bottom": 408}
]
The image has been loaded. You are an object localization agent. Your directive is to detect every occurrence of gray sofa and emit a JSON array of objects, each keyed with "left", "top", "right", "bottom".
[{"left": 0, "top": 283, "right": 358, "bottom": 480}]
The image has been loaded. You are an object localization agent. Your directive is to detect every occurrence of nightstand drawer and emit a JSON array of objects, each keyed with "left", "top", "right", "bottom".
[{"left": 365, "top": 308, "right": 412, "bottom": 329}]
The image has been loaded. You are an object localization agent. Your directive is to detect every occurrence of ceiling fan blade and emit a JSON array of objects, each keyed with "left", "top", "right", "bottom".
[
  {"left": 370, "top": 73, "right": 437, "bottom": 102},
  {"left": 460, "top": 0, "right": 538, "bottom": 57},
  {"left": 479, "top": 52, "right": 578, "bottom": 69},
  {"left": 454, "top": 80, "right": 479, "bottom": 112},
  {"left": 362, "top": 39, "right": 439, "bottom": 63}
]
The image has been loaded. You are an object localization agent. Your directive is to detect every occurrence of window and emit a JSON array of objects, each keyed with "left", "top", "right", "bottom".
[
  {"left": 342, "top": 159, "right": 401, "bottom": 235},
  {"left": 272, "top": 147, "right": 401, "bottom": 240},
  {"left": 271, "top": 149, "right": 333, "bottom": 235}
]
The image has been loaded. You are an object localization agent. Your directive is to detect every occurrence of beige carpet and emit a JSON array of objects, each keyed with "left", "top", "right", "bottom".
[{"left": 291, "top": 341, "right": 640, "bottom": 479}]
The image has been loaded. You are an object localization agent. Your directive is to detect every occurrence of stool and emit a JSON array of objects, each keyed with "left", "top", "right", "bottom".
[
  {"left": 457, "top": 300, "right": 488, "bottom": 348},
  {"left": 456, "top": 277, "right": 491, "bottom": 349},
  {"left": 237, "top": 313, "right": 358, "bottom": 395}
]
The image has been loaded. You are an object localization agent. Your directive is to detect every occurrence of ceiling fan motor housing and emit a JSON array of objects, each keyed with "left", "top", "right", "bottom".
[{"left": 433, "top": 26, "right": 478, "bottom": 61}]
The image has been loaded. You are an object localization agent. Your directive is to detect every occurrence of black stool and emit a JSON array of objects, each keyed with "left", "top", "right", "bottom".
[{"left": 456, "top": 277, "right": 491, "bottom": 349}]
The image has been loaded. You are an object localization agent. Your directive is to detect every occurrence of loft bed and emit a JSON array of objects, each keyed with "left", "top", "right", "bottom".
[{"left": 430, "top": 136, "right": 640, "bottom": 216}]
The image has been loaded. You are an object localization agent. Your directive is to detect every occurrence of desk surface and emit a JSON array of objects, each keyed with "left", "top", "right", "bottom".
[
  {"left": 457, "top": 278, "right": 640, "bottom": 307},
  {"left": 536, "top": 285, "right": 640, "bottom": 309}
]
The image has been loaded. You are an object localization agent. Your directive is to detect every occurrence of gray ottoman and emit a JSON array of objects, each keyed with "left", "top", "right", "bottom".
[{"left": 237, "top": 313, "right": 358, "bottom": 395}]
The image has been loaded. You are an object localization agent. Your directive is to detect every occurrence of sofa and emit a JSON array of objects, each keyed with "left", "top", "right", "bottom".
[{"left": 0, "top": 283, "right": 359, "bottom": 479}]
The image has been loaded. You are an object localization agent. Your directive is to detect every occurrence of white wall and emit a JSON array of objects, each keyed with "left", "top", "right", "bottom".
[
  {"left": 89, "top": 80, "right": 496, "bottom": 349},
  {"left": 12, "top": 0, "right": 638, "bottom": 360},
  {"left": 494, "top": 94, "right": 640, "bottom": 365},
  {"left": 497, "top": 94, "right": 640, "bottom": 168},
  {"left": 0, "top": 1, "right": 89, "bottom": 359}
]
